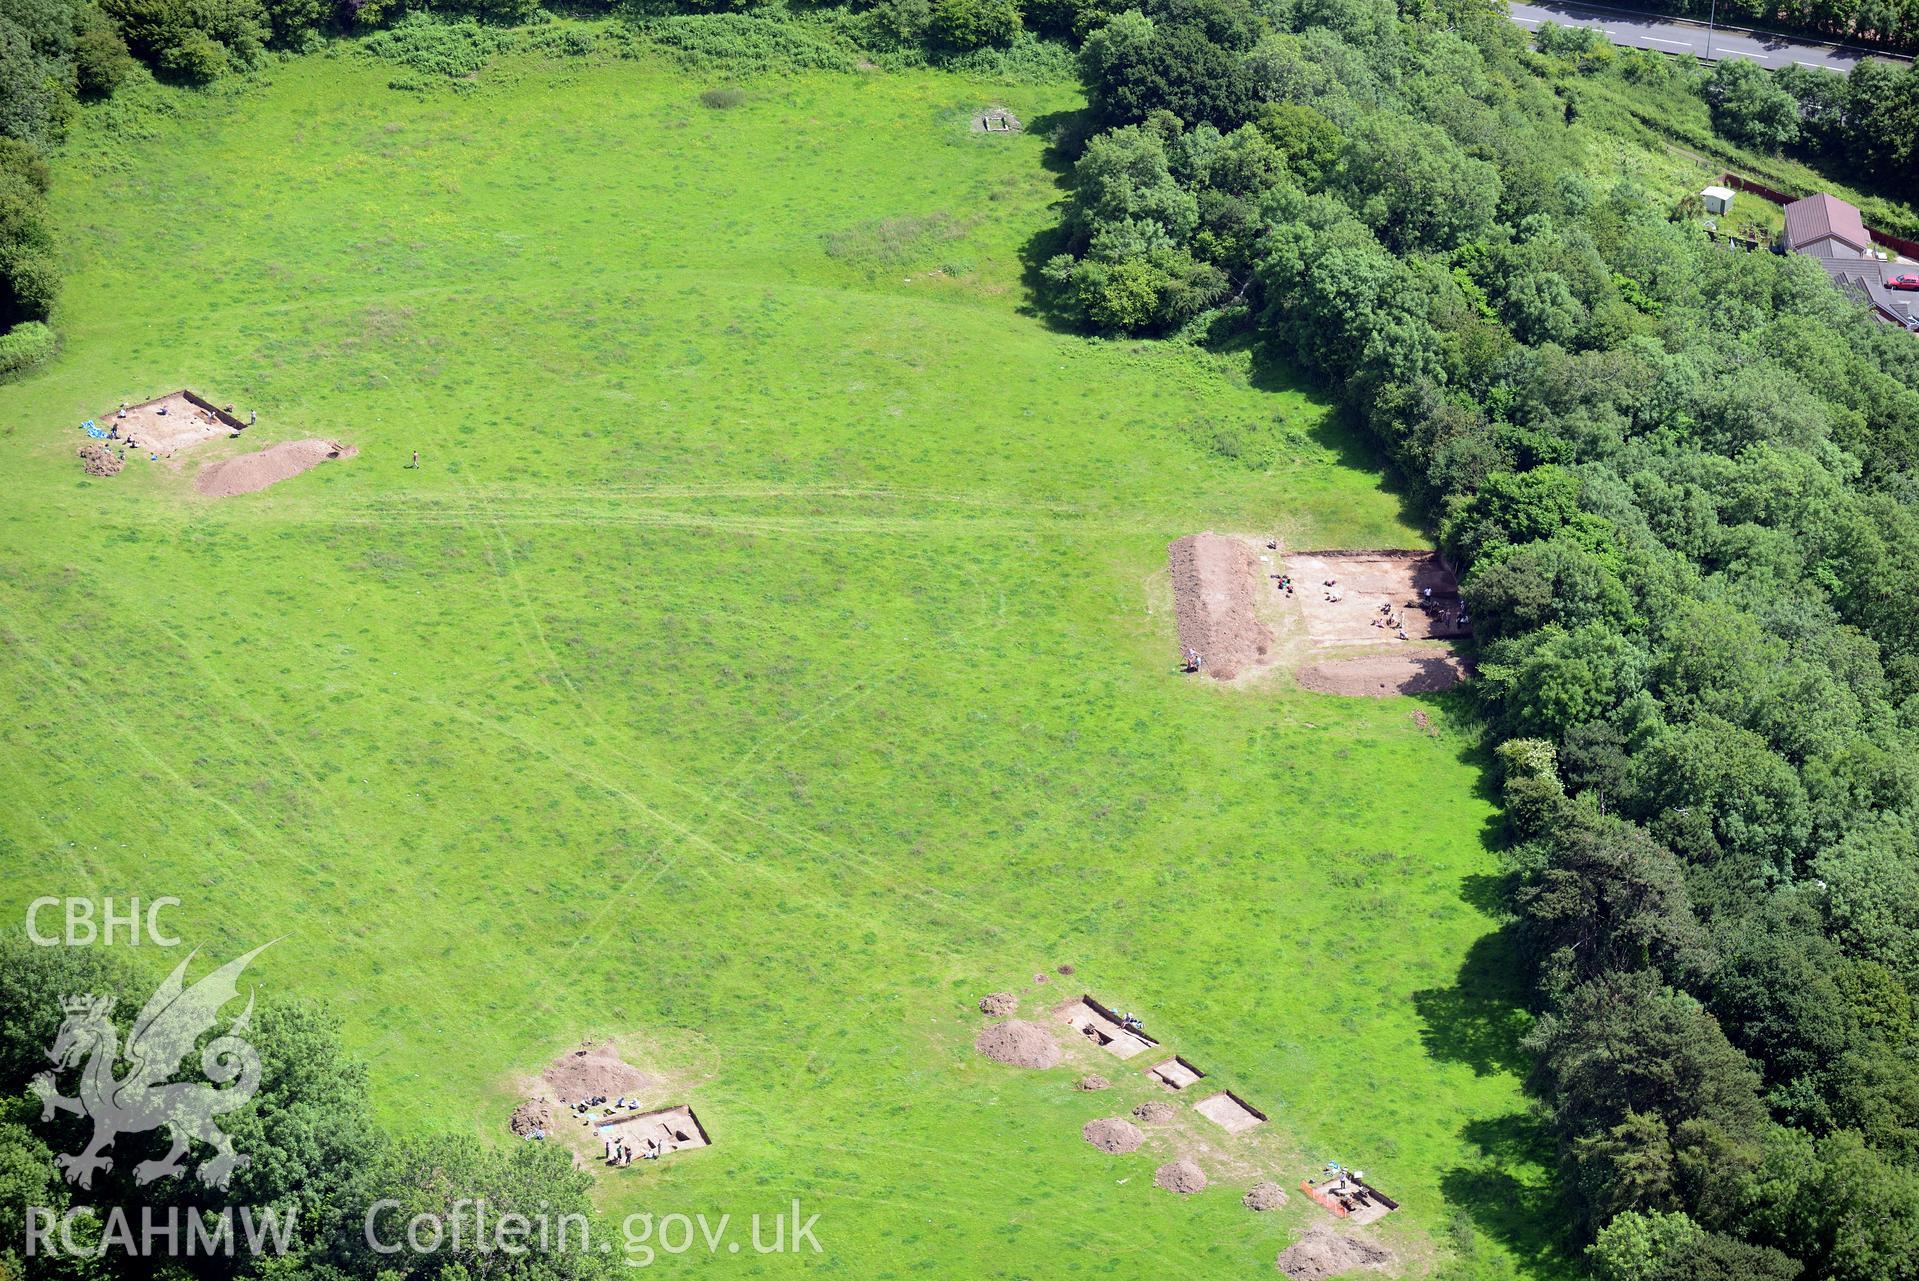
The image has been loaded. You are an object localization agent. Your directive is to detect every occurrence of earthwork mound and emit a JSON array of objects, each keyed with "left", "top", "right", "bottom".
[
  {"left": 509, "top": 1097, "right": 552, "bottom": 1136},
  {"left": 979, "top": 992, "right": 1017, "bottom": 1017},
  {"left": 1275, "top": 1225, "right": 1393, "bottom": 1280},
  {"left": 542, "top": 1040, "right": 651, "bottom": 1103},
  {"left": 1155, "top": 1157, "right": 1207, "bottom": 1194},
  {"left": 1296, "top": 652, "right": 1470, "bottom": 698},
  {"left": 975, "top": 1020, "right": 1062, "bottom": 1069},
  {"left": 1076, "top": 1074, "right": 1111, "bottom": 1091},
  {"left": 78, "top": 444, "right": 122, "bottom": 476},
  {"left": 1168, "top": 532, "right": 1272, "bottom": 680},
  {"left": 196, "top": 440, "right": 356, "bottom": 497},
  {"left": 1082, "top": 1117, "right": 1145, "bottom": 1153},
  {"left": 1244, "top": 1181, "right": 1287, "bottom": 1211},
  {"left": 1132, "top": 1100, "right": 1176, "bottom": 1124}
]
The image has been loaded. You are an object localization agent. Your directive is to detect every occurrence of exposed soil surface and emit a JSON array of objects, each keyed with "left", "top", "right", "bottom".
[
  {"left": 600, "top": 1104, "right": 710, "bottom": 1156},
  {"left": 1075, "top": 1075, "right": 1111, "bottom": 1091},
  {"left": 1296, "top": 652, "right": 1470, "bottom": 697},
  {"left": 1282, "top": 551, "right": 1466, "bottom": 645},
  {"left": 975, "top": 1020, "right": 1062, "bottom": 1069},
  {"left": 1155, "top": 1157, "right": 1207, "bottom": 1194},
  {"left": 979, "top": 992, "right": 1017, "bottom": 1017},
  {"left": 1168, "top": 532, "right": 1273, "bottom": 680},
  {"left": 1244, "top": 1181, "right": 1287, "bottom": 1211},
  {"left": 1194, "top": 1090, "right": 1265, "bottom": 1134},
  {"left": 196, "top": 439, "right": 356, "bottom": 497},
  {"left": 1081, "top": 1117, "right": 1145, "bottom": 1153},
  {"left": 1132, "top": 1100, "right": 1176, "bottom": 1124},
  {"left": 78, "top": 444, "right": 122, "bottom": 476},
  {"left": 1148, "top": 1057, "right": 1204, "bottom": 1090},
  {"left": 509, "top": 1097, "right": 553, "bottom": 1136},
  {"left": 1275, "top": 1226, "right": 1393, "bottom": 1280},
  {"left": 542, "top": 1040, "right": 652, "bottom": 1103},
  {"left": 110, "top": 391, "right": 237, "bottom": 455}
]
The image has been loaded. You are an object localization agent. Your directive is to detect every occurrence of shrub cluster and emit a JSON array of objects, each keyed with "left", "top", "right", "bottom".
[{"left": 0, "top": 138, "right": 59, "bottom": 377}]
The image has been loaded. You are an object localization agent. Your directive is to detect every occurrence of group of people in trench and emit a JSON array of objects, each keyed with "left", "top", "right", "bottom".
[
  {"left": 602, "top": 1132, "right": 665, "bottom": 1165},
  {"left": 88, "top": 399, "right": 255, "bottom": 464}
]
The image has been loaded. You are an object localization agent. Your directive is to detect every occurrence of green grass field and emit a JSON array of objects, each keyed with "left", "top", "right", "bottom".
[{"left": 0, "top": 42, "right": 1563, "bottom": 1278}]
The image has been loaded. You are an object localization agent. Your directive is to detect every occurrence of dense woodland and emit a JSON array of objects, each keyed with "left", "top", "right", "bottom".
[
  {"left": 1042, "top": 0, "right": 1919, "bottom": 1276},
  {"left": 6, "top": 0, "right": 1919, "bottom": 1276},
  {"left": 0, "top": 0, "right": 1916, "bottom": 370}
]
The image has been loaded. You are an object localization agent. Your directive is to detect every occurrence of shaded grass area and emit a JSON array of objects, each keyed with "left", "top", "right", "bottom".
[{"left": 1, "top": 51, "right": 1565, "bottom": 1278}]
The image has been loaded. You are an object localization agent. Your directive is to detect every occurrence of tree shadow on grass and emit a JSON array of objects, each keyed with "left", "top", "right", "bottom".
[
  {"left": 1239, "top": 333, "right": 1430, "bottom": 539},
  {"left": 1414, "top": 924, "right": 1534, "bottom": 1079},
  {"left": 1442, "top": 1112, "right": 1580, "bottom": 1279},
  {"left": 1013, "top": 108, "right": 1095, "bottom": 333}
]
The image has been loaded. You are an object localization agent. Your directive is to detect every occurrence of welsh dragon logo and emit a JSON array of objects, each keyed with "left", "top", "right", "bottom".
[{"left": 28, "top": 944, "right": 271, "bottom": 1190}]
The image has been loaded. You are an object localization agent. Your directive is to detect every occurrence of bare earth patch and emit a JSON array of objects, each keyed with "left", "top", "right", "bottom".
[
  {"left": 542, "top": 1040, "right": 653, "bottom": 1103},
  {"left": 110, "top": 390, "right": 242, "bottom": 455},
  {"left": 1075, "top": 1074, "right": 1111, "bottom": 1091},
  {"left": 1244, "top": 1181, "right": 1287, "bottom": 1211},
  {"left": 1081, "top": 1117, "right": 1145, "bottom": 1153},
  {"left": 1296, "top": 652, "right": 1470, "bottom": 697},
  {"left": 1275, "top": 1225, "right": 1393, "bottom": 1280},
  {"left": 978, "top": 991, "right": 1017, "bottom": 1017},
  {"left": 1133, "top": 1099, "right": 1176, "bottom": 1124},
  {"left": 1168, "top": 532, "right": 1274, "bottom": 680},
  {"left": 78, "top": 444, "right": 122, "bottom": 476},
  {"left": 1154, "top": 1157, "right": 1207, "bottom": 1194},
  {"left": 975, "top": 1020, "right": 1062, "bottom": 1069},
  {"left": 1194, "top": 1090, "right": 1266, "bottom": 1134},
  {"left": 196, "top": 439, "right": 356, "bottom": 497},
  {"left": 509, "top": 1097, "right": 553, "bottom": 1137},
  {"left": 1282, "top": 550, "right": 1467, "bottom": 644},
  {"left": 597, "top": 1103, "right": 711, "bottom": 1161},
  {"left": 1148, "top": 1056, "right": 1204, "bottom": 1091},
  {"left": 1058, "top": 995, "right": 1158, "bottom": 1059}
]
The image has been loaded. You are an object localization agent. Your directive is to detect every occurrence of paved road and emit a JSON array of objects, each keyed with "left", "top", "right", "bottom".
[{"left": 1509, "top": 0, "right": 1911, "bottom": 71}]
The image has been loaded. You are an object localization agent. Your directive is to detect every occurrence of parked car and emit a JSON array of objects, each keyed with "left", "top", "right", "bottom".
[{"left": 1888, "top": 272, "right": 1919, "bottom": 291}]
